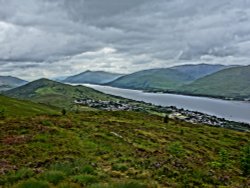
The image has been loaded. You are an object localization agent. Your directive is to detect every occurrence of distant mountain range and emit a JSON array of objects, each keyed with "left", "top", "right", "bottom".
[
  {"left": 63, "top": 71, "right": 124, "bottom": 84},
  {"left": 105, "top": 64, "right": 250, "bottom": 100},
  {"left": 3, "top": 64, "right": 250, "bottom": 101},
  {"left": 107, "top": 64, "right": 232, "bottom": 91},
  {"left": 0, "top": 76, "right": 27, "bottom": 91},
  {"left": 107, "top": 68, "right": 194, "bottom": 90},
  {"left": 180, "top": 65, "right": 250, "bottom": 100}
]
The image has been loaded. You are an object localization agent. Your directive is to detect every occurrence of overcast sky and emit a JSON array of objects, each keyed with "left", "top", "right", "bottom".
[{"left": 1, "top": 0, "right": 250, "bottom": 80}]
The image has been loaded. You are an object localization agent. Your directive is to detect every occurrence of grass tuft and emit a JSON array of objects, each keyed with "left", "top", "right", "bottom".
[
  {"left": 39, "top": 171, "right": 65, "bottom": 185},
  {"left": 14, "top": 178, "right": 49, "bottom": 188},
  {"left": 72, "top": 175, "right": 99, "bottom": 186}
]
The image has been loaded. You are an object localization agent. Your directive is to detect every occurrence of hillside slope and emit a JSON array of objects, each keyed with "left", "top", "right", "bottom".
[
  {"left": 0, "top": 109, "right": 249, "bottom": 187},
  {"left": 64, "top": 71, "right": 124, "bottom": 84},
  {"left": 0, "top": 95, "right": 58, "bottom": 116},
  {"left": 181, "top": 65, "right": 250, "bottom": 100},
  {"left": 171, "top": 64, "right": 232, "bottom": 79},
  {"left": 4, "top": 78, "right": 117, "bottom": 109},
  {"left": 108, "top": 68, "right": 194, "bottom": 90},
  {"left": 0, "top": 76, "right": 27, "bottom": 91}
]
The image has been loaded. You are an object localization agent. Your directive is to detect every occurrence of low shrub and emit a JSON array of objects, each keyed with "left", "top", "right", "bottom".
[
  {"left": 168, "top": 142, "right": 185, "bottom": 156},
  {"left": 50, "top": 161, "right": 95, "bottom": 176},
  {"left": 7, "top": 168, "right": 34, "bottom": 184},
  {"left": 40, "top": 171, "right": 65, "bottom": 185},
  {"left": 80, "top": 165, "right": 95, "bottom": 174},
  {"left": 112, "top": 164, "right": 128, "bottom": 172},
  {"left": 41, "top": 120, "right": 53, "bottom": 127},
  {"left": 50, "top": 162, "right": 75, "bottom": 175},
  {"left": 209, "top": 149, "right": 230, "bottom": 170}
]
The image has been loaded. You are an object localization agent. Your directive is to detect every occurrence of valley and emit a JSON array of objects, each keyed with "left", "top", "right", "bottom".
[
  {"left": 1, "top": 2, "right": 250, "bottom": 187},
  {"left": 0, "top": 74, "right": 249, "bottom": 187},
  {"left": 3, "top": 78, "right": 249, "bottom": 131},
  {"left": 104, "top": 65, "right": 250, "bottom": 101}
]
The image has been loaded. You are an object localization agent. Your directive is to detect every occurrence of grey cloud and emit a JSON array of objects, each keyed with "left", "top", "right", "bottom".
[
  {"left": 62, "top": 0, "right": 148, "bottom": 22},
  {"left": 0, "top": 0, "right": 250, "bottom": 80}
]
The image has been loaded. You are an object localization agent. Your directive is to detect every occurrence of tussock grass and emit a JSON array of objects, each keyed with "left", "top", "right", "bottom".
[{"left": 0, "top": 110, "right": 249, "bottom": 187}]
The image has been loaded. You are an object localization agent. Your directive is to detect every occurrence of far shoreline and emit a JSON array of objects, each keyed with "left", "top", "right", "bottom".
[{"left": 69, "top": 82, "right": 250, "bottom": 103}]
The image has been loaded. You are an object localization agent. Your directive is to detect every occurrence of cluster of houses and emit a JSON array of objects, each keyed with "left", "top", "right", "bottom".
[
  {"left": 169, "top": 111, "right": 224, "bottom": 126},
  {"left": 73, "top": 98, "right": 249, "bottom": 132},
  {"left": 74, "top": 99, "right": 142, "bottom": 111},
  {"left": 168, "top": 108, "right": 250, "bottom": 131}
]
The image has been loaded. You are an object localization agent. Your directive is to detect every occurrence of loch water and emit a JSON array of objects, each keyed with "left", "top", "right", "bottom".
[{"left": 80, "top": 84, "right": 250, "bottom": 124}]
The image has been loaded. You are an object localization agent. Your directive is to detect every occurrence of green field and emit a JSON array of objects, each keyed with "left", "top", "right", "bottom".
[
  {"left": 0, "top": 95, "right": 249, "bottom": 187},
  {"left": 0, "top": 95, "right": 59, "bottom": 117}
]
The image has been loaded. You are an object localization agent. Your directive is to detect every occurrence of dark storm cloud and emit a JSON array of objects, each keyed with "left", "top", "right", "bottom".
[{"left": 0, "top": 0, "right": 250, "bottom": 80}]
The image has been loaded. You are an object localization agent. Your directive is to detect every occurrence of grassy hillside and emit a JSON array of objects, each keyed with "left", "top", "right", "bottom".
[
  {"left": 108, "top": 69, "right": 194, "bottom": 90},
  {"left": 64, "top": 71, "right": 124, "bottom": 84},
  {"left": 0, "top": 98, "right": 249, "bottom": 187},
  {"left": 5, "top": 79, "right": 119, "bottom": 110},
  {"left": 181, "top": 65, "right": 250, "bottom": 100},
  {"left": 0, "top": 95, "right": 58, "bottom": 117}
]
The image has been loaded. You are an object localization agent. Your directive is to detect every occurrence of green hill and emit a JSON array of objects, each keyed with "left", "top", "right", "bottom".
[
  {"left": 181, "top": 65, "right": 250, "bottom": 100},
  {"left": 108, "top": 68, "right": 194, "bottom": 91},
  {"left": 4, "top": 78, "right": 118, "bottom": 109},
  {"left": 0, "top": 95, "right": 58, "bottom": 117}
]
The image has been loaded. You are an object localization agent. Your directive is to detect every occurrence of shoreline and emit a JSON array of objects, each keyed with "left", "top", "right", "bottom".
[
  {"left": 79, "top": 83, "right": 250, "bottom": 103},
  {"left": 77, "top": 83, "right": 250, "bottom": 124}
]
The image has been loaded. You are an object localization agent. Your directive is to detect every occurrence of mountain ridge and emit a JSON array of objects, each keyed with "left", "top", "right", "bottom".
[
  {"left": 106, "top": 64, "right": 234, "bottom": 91},
  {"left": 64, "top": 70, "right": 124, "bottom": 84},
  {"left": 180, "top": 65, "right": 250, "bottom": 100},
  {"left": 171, "top": 63, "right": 235, "bottom": 79},
  {"left": 107, "top": 68, "right": 195, "bottom": 90},
  {"left": 105, "top": 64, "right": 248, "bottom": 100},
  {"left": 0, "top": 76, "right": 27, "bottom": 91}
]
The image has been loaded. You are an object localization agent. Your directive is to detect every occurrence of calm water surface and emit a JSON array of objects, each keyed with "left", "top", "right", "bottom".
[{"left": 81, "top": 84, "right": 250, "bottom": 123}]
